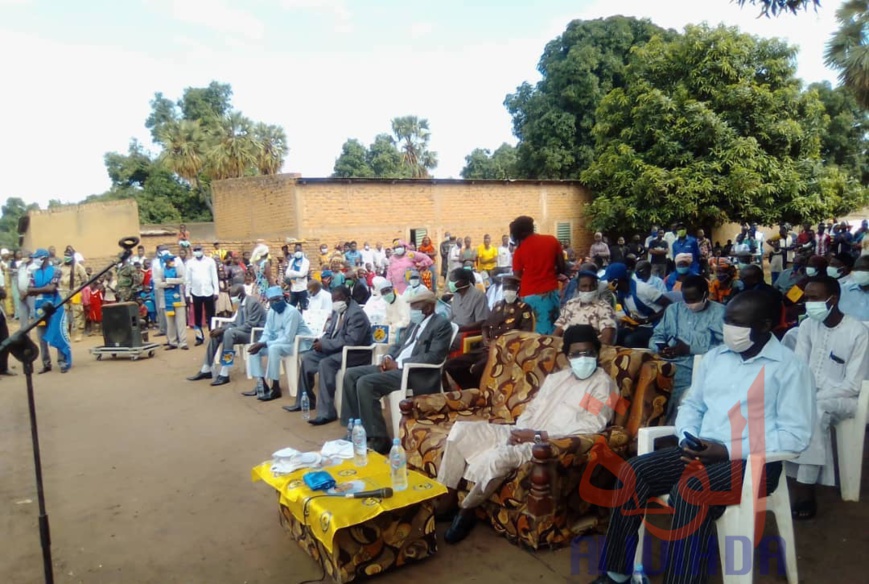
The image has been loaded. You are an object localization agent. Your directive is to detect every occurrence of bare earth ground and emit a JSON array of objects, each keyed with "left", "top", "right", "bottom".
[{"left": 1, "top": 331, "right": 867, "bottom": 584}]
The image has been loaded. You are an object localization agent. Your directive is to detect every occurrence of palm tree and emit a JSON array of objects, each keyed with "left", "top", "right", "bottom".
[
  {"left": 391, "top": 116, "right": 438, "bottom": 178},
  {"left": 157, "top": 119, "right": 206, "bottom": 188},
  {"left": 209, "top": 112, "right": 257, "bottom": 180},
  {"left": 253, "top": 122, "right": 288, "bottom": 175},
  {"left": 825, "top": 0, "right": 869, "bottom": 108}
]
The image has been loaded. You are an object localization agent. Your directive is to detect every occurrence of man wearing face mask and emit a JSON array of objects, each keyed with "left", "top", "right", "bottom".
[
  {"left": 787, "top": 276, "right": 868, "bottom": 519},
  {"left": 284, "top": 243, "right": 310, "bottom": 311},
  {"left": 633, "top": 260, "right": 666, "bottom": 294},
  {"left": 593, "top": 290, "right": 814, "bottom": 584},
  {"left": 401, "top": 269, "right": 429, "bottom": 302},
  {"left": 154, "top": 253, "right": 188, "bottom": 351},
  {"left": 289, "top": 286, "right": 372, "bottom": 424},
  {"left": 773, "top": 253, "right": 806, "bottom": 295},
  {"left": 826, "top": 252, "right": 854, "bottom": 284},
  {"left": 554, "top": 271, "right": 617, "bottom": 344},
  {"left": 359, "top": 241, "right": 375, "bottom": 269},
  {"left": 184, "top": 244, "right": 219, "bottom": 346},
  {"left": 664, "top": 253, "right": 700, "bottom": 294},
  {"left": 437, "top": 325, "right": 619, "bottom": 544},
  {"left": 604, "top": 262, "right": 670, "bottom": 348},
  {"left": 306, "top": 279, "right": 333, "bottom": 313},
  {"left": 649, "top": 276, "right": 725, "bottom": 421},
  {"left": 839, "top": 255, "right": 869, "bottom": 320},
  {"left": 364, "top": 276, "right": 410, "bottom": 335},
  {"left": 27, "top": 249, "right": 73, "bottom": 373},
  {"left": 708, "top": 258, "right": 738, "bottom": 305},
  {"left": 318, "top": 244, "right": 330, "bottom": 269},
  {"left": 341, "top": 289, "right": 453, "bottom": 450},
  {"left": 444, "top": 277, "right": 533, "bottom": 389},
  {"left": 188, "top": 284, "right": 267, "bottom": 386},
  {"left": 245, "top": 286, "right": 313, "bottom": 401},
  {"left": 447, "top": 268, "right": 490, "bottom": 335}
]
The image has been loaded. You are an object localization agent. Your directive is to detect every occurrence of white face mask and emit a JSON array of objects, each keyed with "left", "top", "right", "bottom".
[
  {"left": 409, "top": 278, "right": 421, "bottom": 288},
  {"left": 332, "top": 301, "right": 347, "bottom": 314},
  {"left": 364, "top": 245, "right": 370, "bottom": 251},
  {"left": 393, "top": 247, "right": 405, "bottom": 256},
  {"left": 578, "top": 291, "right": 597, "bottom": 304},
  {"left": 231, "top": 296, "right": 241, "bottom": 305},
  {"left": 805, "top": 299, "right": 832, "bottom": 322},
  {"left": 382, "top": 291, "right": 396, "bottom": 304},
  {"left": 321, "top": 247, "right": 328, "bottom": 254},
  {"left": 805, "top": 267, "right": 818, "bottom": 277},
  {"left": 686, "top": 298, "right": 707, "bottom": 312},
  {"left": 293, "top": 251, "right": 303, "bottom": 259},
  {"left": 409, "top": 308, "right": 425, "bottom": 324},
  {"left": 570, "top": 356, "right": 597, "bottom": 380},
  {"left": 852, "top": 270, "right": 869, "bottom": 287},
  {"left": 826, "top": 266, "right": 843, "bottom": 279},
  {"left": 723, "top": 324, "right": 754, "bottom": 353},
  {"left": 193, "top": 251, "right": 203, "bottom": 259},
  {"left": 502, "top": 290, "right": 518, "bottom": 304}
]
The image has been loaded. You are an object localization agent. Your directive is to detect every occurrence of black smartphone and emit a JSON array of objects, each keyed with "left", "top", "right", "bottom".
[{"left": 682, "top": 431, "right": 704, "bottom": 450}]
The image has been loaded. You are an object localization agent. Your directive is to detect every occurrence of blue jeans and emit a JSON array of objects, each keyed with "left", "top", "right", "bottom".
[{"left": 521, "top": 290, "right": 560, "bottom": 335}]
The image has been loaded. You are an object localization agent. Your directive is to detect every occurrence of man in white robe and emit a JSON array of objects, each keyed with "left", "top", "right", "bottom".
[
  {"left": 437, "top": 324, "right": 619, "bottom": 544},
  {"left": 789, "top": 276, "right": 869, "bottom": 518}
]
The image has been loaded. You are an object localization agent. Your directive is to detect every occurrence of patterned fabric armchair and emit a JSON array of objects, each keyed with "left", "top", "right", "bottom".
[{"left": 399, "top": 330, "right": 674, "bottom": 549}]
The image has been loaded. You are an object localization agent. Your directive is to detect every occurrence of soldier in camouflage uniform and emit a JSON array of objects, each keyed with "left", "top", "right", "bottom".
[
  {"left": 116, "top": 259, "right": 143, "bottom": 302},
  {"left": 59, "top": 252, "right": 89, "bottom": 342}
]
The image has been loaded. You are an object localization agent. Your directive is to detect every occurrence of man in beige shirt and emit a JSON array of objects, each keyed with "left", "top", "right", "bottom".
[{"left": 554, "top": 270, "right": 617, "bottom": 344}]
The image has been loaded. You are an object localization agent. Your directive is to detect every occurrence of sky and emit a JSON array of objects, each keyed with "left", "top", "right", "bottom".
[{"left": 0, "top": 0, "right": 845, "bottom": 209}]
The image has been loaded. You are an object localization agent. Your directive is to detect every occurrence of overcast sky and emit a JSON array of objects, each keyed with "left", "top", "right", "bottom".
[{"left": 0, "top": 0, "right": 843, "bottom": 208}]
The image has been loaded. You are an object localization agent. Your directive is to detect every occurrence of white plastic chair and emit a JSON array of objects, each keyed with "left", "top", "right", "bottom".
[
  {"left": 334, "top": 344, "right": 380, "bottom": 416},
  {"left": 383, "top": 322, "right": 460, "bottom": 439},
  {"left": 633, "top": 426, "right": 798, "bottom": 584},
  {"left": 210, "top": 315, "right": 245, "bottom": 374},
  {"left": 281, "top": 310, "right": 331, "bottom": 397},
  {"left": 836, "top": 379, "right": 869, "bottom": 501}
]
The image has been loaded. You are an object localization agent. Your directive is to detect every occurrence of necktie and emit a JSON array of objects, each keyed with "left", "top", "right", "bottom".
[{"left": 331, "top": 313, "right": 344, "bottom": 338}]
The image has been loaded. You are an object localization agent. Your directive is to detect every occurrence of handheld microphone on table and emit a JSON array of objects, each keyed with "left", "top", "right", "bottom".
[{"left": 343, "top": 487, "right": 394, "bottom": 499}]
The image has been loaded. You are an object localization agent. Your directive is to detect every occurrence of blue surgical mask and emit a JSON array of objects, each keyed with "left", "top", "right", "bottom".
[
  {"left": 676, "top": 266, "right": 690, "bottom": 275},
  {"left": 805, "top": 267, "right": 818, "bottom": 277},
  {"left": 231, "top": 296, "right": 241, "bottom": 305},
  {"left": 569, "top": 356, "right": 597, "bottom": 380},
  {"left": 805, "top": 300, "right": 832, "bottom": 322},
  {"left": 409, "top": 308, "right": 425, "bottom": 324},
  {"left": 270, "top": 300, "right": 287, "bottom": 314},
  {"left": 382, "top": 292, "right": 396, "bottom": 304}
]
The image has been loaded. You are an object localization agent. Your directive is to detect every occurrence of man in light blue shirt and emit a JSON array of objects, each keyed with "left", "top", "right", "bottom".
[
  {"left": 649, "top": 275, "right": 725, "bottom": 421},
  {"left": 594, "top": 290, "right": 814, "bottom": 584},
  {"left": 246, "top": 286, "right": 312, "bottom": 401},
  {"left": 838, "top": 255, "right": 869, "bottom": 321}
]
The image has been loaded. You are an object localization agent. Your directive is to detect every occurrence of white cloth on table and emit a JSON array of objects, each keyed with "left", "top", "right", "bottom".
[
  {"left": 320, "top": 439, "right": 354, "bottom": 460},
  {"left": 271, "top": 448, "right": 323, "bottom": 475}
]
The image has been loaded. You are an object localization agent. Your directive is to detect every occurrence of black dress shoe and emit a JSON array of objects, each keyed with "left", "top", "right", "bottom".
[
  {"left": 283, "top": 404, "right": 302, "bottom": 412},
  {"left": 194, "top": 338, "right": 204, "bottom": 346},
  {"left": 258, "top": 389, "right": 282, "bottom": 402},
  {"left": 38, "top": 365, "right": 52, "bottom": 374},
  {"left": 187, "top": 371, "right": 211, "bottom": 381},
  {"left": 210, "top": 375, "right": 230, "bottom": 386},
  {"left": 165, "top": 345, "right": 177, "bottom": 351},
  {"left": 241, "top": 388, "right": 258, "bottom": 397},
  {"left": 444, "top": 513, "right": 476, "bottom": 544},
  {"left": 308, "top": 416, "right": 337, "bottom": 426}
]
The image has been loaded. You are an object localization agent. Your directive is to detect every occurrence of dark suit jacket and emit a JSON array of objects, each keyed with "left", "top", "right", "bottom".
[
  {"left": 319, "top": 300, "right": 372, "bottom": 366},
  {"left": 230, "top": 297, "right": 267, "bottom": 336},
  {"left": 388, "top": 313, "right": 454, "bottom": 395}
]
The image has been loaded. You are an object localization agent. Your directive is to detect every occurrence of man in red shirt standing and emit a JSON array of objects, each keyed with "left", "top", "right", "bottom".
[{"left": 510, "top": 215, "right": 566, "bottom": 334}]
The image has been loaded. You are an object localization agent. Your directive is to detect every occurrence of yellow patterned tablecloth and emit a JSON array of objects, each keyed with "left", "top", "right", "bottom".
[{"left": 252, "top": 453, "right": 446, "bottom": 553}]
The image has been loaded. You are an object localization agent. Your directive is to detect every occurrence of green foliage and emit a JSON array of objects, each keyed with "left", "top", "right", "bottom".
[
  {"left": 504, "top": 16, "right": 671, "bottom": 179},
  {"left": 808, "top": 81, "right": 869, "bottom": 184},
  {"left": 581, "top": 24, "right": 868, "bottom": 232},
  {"left": 0, "top": 197, "right": 39, "bottom": 249},
  {"left": 460, "top": 143, "right": 519, "bottom": 179},
  {"left": 736, "top": 0, "right": 820, "bottom": 16},
  {"left": 332, "top": 118, "right": 435, "bottom": 178},
  {"left": 825, "top": 0, "right": 869, "bottom": 109}
]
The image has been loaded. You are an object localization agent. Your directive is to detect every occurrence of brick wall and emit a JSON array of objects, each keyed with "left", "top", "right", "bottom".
[{"left": 212, "top": 175, "right": 593, "bottom": 262}]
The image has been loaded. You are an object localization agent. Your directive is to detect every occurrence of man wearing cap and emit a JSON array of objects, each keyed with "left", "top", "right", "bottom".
[
  {"left": 184, "top": 244, "right": 219, "bottom": 346},
  {"left": 604, "top": 262, "right": 670, "bottom": 348},
  {"left": 244, "top": 286, "right": 313, "bottom": 401},
  {"left": 27, "top": 248, "right": 73, "bottom": 373},
  {"left": 445, "top": 276, "right": 533, "bottom": 389},
  {"left": 59, "top": 251, "right": 88, "bottom": 342},
  {"left": 154, "top": 253, "right": 189, "bottom": 350},
  {"left": 288, "top": 286, "right": 372, "bottom": 423},
  {"left": 401, "top": 269, "right": 429, "bottom": 302},
  {"left": 341, "top": 289, "right": 454, "bottom": 452}
]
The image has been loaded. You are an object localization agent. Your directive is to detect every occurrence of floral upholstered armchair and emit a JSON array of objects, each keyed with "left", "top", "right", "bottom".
[{"left": 399, "top": 330, "right": 674, "bottom": 549}]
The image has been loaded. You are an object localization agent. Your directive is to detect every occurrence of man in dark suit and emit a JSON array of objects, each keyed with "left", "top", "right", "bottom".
[
  {"left": 187, "top": 284, "right": 267, "bottom": 386},
  {"left": 341, "top": 289, "right": 454, "bottom": 454},
  {"left": 286, "top": 285, "right": 372, "bottom": 424}
]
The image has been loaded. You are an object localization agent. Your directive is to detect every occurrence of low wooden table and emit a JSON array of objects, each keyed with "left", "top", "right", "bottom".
[{"left": 252, "top": 453, "right": 446, "bottom": 583}]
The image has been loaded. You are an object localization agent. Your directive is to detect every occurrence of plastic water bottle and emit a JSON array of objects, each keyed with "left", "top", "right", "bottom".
[
  {"left": 300, "top": 392, "right": 310, "bottom": 421},
  {"left": 352, "top": 419, "right": 368, "bottom": 467},
  {"left": 631, "top": 564, "right": 650, "bottom": 584},
  {"left": 344, "top": 419, "right": 355, "bottom": 442},
  {"left": 389, "top": 438, "right": 408, "bottom": 491}
]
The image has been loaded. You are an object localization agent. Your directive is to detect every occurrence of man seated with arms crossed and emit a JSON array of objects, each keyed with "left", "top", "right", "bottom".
[
  {"left": 187, "top": 284, "right": 267, "bottom": 386},
  {"left": 444, "top": 276, "right": 534, "bottom": 390},
  {"left": 437, "top": 325, "right": 619, "bottom": 544},
  {"left": 244, "top": 286, "right": 313, "bottom": 401},
  {"left": 604, "top": 262, "right": 670, "bottom": 348},
  {"left": 553, "top": 270, "right": 617, "bottom": 345},
  {"left": 447, "top": 267, "right": 490, "bottom": 334},
  {"left": 650, "top": 275, "right": 725, "bottom": 422},
  {"left": 341, "top": 289, "right": 453, "bottom": 454},
  {"left": 789, "top": 276, "right": 868, "bottom": 519},
  {"left": 592, "top": 290, "right": 814, "bottom": 584}
]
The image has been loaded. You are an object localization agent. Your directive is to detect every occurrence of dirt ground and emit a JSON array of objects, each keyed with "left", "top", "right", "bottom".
[{"left": 1, "top": 332, "right": 867, "bottom": 584}]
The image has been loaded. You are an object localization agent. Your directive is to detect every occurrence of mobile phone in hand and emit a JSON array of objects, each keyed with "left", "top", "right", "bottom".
[{"left": 682, "top": 431, "right": 705, "bottom": 451}]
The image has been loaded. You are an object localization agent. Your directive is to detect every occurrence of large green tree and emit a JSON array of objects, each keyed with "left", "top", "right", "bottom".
[
  {"left": 504, "top": 16, "right": 671, "bottom": 179},
  {"left": 809, "top": 81, "right": 869, "bottom": 184},
  {"left": 825, "top": 1, "right": 869, "bottom": 109},
  {"left": 582, "top": 24, "right": 867, "bottom": 232},
  {"left": 332, "top": 118, "right": 435, "bottom": 178},
  {"left": 391, "top": 116, "right": 437, "bottom": 178},
  {"left": 460, "top": 143, "right": 519, "bottom": 179},
  {"left": 0, "top": 197, "right": 40, "bottom": 248}
]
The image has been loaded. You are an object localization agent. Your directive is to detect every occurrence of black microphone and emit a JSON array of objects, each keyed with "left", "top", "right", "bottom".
[
  {"left": 118, "top": 236, "right": 140, "bottom": 250},
  {"left": 345, "top": 487, "right": 394, "bottom": 499}
]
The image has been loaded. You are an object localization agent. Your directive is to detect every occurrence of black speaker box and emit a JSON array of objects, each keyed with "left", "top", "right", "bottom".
[{"left": 102, "top": 302, "right": 143, "bottom": 348}]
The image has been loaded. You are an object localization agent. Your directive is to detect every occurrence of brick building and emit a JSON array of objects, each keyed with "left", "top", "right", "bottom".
[{"left": 211, "top": 175, "right": 593, "bottom": 260}]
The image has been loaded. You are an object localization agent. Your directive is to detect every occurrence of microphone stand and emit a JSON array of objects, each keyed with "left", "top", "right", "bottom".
[{"left": 0, "top": 237, "right": 140, "bottom": 584}]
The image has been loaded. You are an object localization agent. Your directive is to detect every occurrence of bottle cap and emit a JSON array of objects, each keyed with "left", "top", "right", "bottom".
[{"left": 393, "top": 438, "right": 400, "bottom": 445}]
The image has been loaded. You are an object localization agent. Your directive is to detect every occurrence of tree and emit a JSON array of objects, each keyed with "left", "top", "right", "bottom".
[
  {"left": 460, "top": 143, "right": 519, "bottom": 179},
  {"left": 254, "top": 123, "right": 288, "bottom": 175},
  {"left": 331, "top": 132, "right": 415, "bottom": 178},
  {"left": 0, "top": 197, "right": 39, "bottom": 248},
  {"left": 332, "top": 138, "right": 374, "bottom": 178},
  {"left": 581, "top": 24, "right": 867, "bottom": 232},
  {"left": 825, "top": 1, "right": 869, "bottom": 109},
  {"left": 209, "top": 111, "right": 257, "bottom": 181},
  {"left": 735, "top": 0, "right": 819, "bottom": 16},
  {"left": 391, "top": 116, "right": 437, "bottom": 178},
  {"left": 504, "top": 16, "right": 670, "bottom": 179},
  {"left": 809, "top": 81, "right": 869, "bottom": 184}
]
